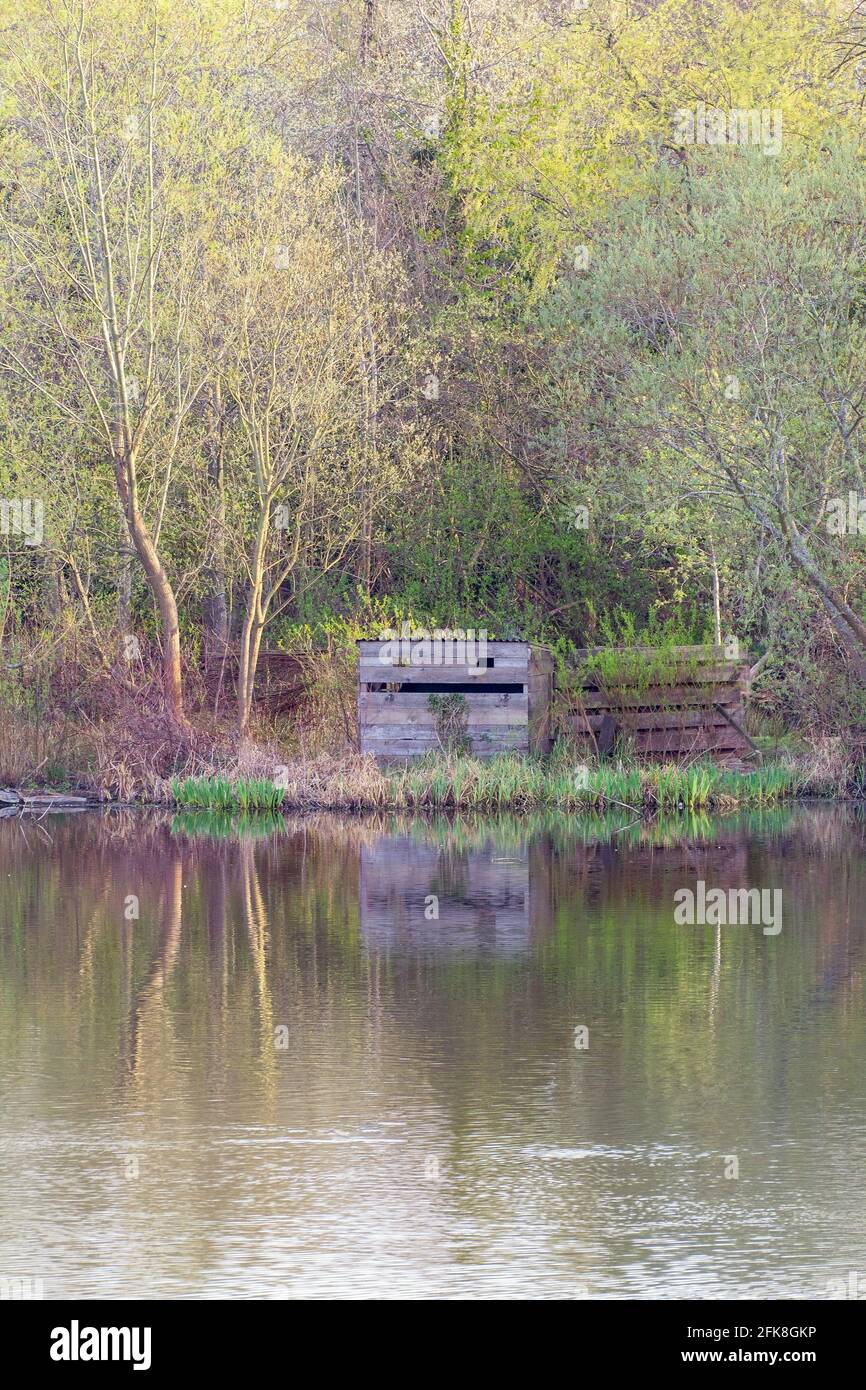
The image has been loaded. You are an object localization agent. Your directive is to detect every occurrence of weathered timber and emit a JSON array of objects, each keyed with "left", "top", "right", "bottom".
[
  {"left": 622, "top": 730, "right": 746, "bottom": 755},
  {"left": 361, "top": 729, "right": 527, "bottom": 752},
  {"left": 566, "top": 646, "right": 752, "bottom": 763},
  {"left": 573, "top": 684, "right": 743, "bottom": 711},
  {"left": 358, "top": 640, "right": 751, "bottom": 764},
  {"left": 359, "top": 665, "right": 527, "bottom": 686},
  {"left": 576, "top": 663, "right": 742, "bottom": 687},
  {"left": 597, "top": 713, "right": 618, "bottom": 757},
  {"left": 20, "top": 793, "right": 90, "bottom": 806},
  {"left": 575, "top": 708, "right": 740, "bottom": 732},
  {"left": 360, "top": 705, "right": 528, "bottom": 727},
  {"left": 573, "top": 644, "right": 747, "bottom": 661},
  {"left": 358, "top": 639, "right": 553, "bottom": 760},
  {"left": 713, "top": 701, "right": 764, "bottom": 762},
  {"left": 2, "top": 787, "right": 97, "bottom": 811}
]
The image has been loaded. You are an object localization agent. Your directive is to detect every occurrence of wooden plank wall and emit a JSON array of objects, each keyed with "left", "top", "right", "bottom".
[
  {"left": 565, "top": 645, "right": 752, "bottom": 762},
  {"left": 358, "top": 639, "right": 553, "bottom": 759}
]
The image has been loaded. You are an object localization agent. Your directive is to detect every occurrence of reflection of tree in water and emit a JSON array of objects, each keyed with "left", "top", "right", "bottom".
[
  {"left": 124, "top": 855, "right": 183, "bottom": 1087},
  {"left": 239, "top": 840, "right": 276, "bottom": 1104}
]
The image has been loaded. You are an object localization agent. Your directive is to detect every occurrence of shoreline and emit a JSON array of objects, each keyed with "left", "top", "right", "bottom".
[{"left": 1, "top": 749, "right": 857, "bottom": 816}]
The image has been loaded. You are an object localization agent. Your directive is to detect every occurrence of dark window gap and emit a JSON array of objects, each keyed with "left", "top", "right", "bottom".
[{"left": 365, "top": 682, "right": 525, "bottom": 695}]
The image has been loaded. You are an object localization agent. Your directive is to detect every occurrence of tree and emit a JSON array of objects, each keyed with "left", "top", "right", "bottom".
[
  {"left": 205, "top": 153, "right": 418, "bottom": 736},
  {"left": 549, "top": 145, "right": 866, "bottom": 677},
  {"left": 0, "top": 2, "right": 221, "bottom": 722}
]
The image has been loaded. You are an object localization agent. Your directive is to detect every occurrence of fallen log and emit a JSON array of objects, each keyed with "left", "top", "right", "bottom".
[{"left": 20, "top": 794, "right": 90, "bottom": 807}]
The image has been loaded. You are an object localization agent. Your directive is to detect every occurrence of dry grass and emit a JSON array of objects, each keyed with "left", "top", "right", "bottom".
[
  {"left": 796, "top": 735, "right": 854, "bottom": 795},
  {"left": 264, "top": 751, "right": 393, "bottom": 810},
  {"left": 155, "top": 750, "right": 817, "bottom": 813}
]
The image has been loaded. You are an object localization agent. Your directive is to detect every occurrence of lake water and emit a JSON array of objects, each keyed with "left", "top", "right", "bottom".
[{"left": 1, "top": 805, "right": 865, "bottom": 1300}]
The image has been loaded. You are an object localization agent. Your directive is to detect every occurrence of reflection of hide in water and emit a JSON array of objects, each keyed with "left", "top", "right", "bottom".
[
  {"left": 567, "top": 837, "right": 750, "bottom": 908},
  {"left": 360, "top": 836, "right": 541, "bottom": 955}
]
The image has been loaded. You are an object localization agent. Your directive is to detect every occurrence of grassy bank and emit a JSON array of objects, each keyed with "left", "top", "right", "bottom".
[
  {"left": 170, "top": 776, "right": 285, "bottom": 813},
  {"left": 166, "top": 753, "right": 831, "bottom": 815}
]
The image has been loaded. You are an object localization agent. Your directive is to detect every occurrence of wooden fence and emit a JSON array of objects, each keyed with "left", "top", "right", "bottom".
[{"left": 563, "top": 645, "right": 753, "bottom": 762}]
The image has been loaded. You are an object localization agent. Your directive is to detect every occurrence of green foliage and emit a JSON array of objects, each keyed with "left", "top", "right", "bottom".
[
  {"left": 427, "top": 692, "right": 470, "bottom": 755},
  {"left": 385, "top": 753, "right": 805, "bottom": 812},
  {"left": 170, "top": 811, "right": 286, "bottom": 840},
  {"left": 170, "top": 777, "right": 284, "bottom": 813}
]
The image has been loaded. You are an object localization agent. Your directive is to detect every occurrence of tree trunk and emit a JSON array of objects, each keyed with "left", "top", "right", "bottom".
[
  {"left": 781, "top": 514, "right": 866, "bottom": 667},
  {"left": 815, "top": 591, "right": 866, "bottom": 683},
  {"left": 117, "top": 507, "right": 134, "bottom": 633},
  {"left": 359, "top": 0, "right": 376, "bottom": 63},
  {"left": 238, "top": 608, "right": 265, "bottom": 739},
  {"left": 734, "top": 475, "right": 866, "bottom": 679},
  {"left": 237, "top": 505, "right": 270, "bottom": 738},
  {"left": 202, "top": 577, "right": 228, "bottom": 651},
  {"left": 238, "top": 605, "right": 255, "bottom": 738},
  {"left": 709, "top": 539, "right": 722, "bottom": 645},
  {"left": 202, "top": 381, "right": 228, "bottom": 652},
  {"left": 114, "top": 451, "right": 186, "bottom": 724}
]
